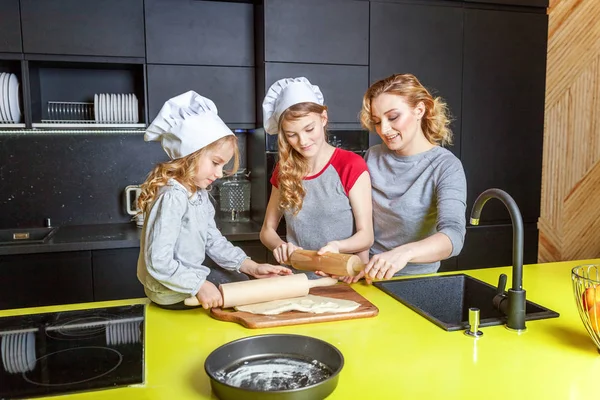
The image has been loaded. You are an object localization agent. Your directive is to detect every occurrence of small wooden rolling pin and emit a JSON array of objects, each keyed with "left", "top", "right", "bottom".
[
  {"left": 290, "top": 250, "right": 365, "bottom": 277},
  {"left": 184, "top": 274, "right": 337, "bottom": 307}
]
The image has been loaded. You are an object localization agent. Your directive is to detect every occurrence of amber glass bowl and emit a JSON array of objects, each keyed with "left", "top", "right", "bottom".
[{"left": 572, "top": 265, "right": 600, "bottom": 352}]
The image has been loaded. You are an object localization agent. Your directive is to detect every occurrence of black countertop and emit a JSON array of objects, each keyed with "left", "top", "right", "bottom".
[{"left": 0, "top": 220, "right": 262, "bottom": 256}]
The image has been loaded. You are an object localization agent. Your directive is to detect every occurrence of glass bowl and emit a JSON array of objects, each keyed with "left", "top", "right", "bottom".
[{"left": 572, "top": 265, "right": 600, "bottom": 352}]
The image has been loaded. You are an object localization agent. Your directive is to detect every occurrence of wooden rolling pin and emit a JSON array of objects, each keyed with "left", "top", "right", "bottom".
[
  {"left": 184, "top": 274, "right": 337, "bottom": 308},
  {"left": 290, "top": 250, "right": 365, "bottom": 277}
]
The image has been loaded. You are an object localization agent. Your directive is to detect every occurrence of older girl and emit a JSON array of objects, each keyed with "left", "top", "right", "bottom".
[{"left": 259, "top": 77, "right": 373, "bottom": 270}]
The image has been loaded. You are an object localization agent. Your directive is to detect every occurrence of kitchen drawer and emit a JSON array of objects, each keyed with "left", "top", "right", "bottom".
[
  {"left": 263, "top": 63, "right": 368, "bottom": 126},
  {"left": 92, "top": 248, "right": 145, "bottom": 302},
  {"left": 147, "top": 64, "right": 255, "bottom": 126},
  {"left": 0, "top": 251, "right": 93, "bottom": 310}
]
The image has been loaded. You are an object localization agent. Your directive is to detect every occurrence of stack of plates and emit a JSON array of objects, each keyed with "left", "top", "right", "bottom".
[
  {"left": 94, "top": 93, "right": 139, "bottom": 123},
  {"left": 0, "top": 73, "right": 21, "bottom": 124}
]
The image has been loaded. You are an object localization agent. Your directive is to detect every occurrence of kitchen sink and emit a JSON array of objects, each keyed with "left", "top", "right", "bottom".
[
  {"left": 374, "top": 274, "right": 559, "bottom": 331},
  {"left": 0, "top": 227, "right": 58, "bottom": 246}
]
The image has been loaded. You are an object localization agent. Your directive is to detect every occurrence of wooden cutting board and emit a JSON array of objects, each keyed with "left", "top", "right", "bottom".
[{"left": 210, "top": 284, "right": 378, "bottom": 329}]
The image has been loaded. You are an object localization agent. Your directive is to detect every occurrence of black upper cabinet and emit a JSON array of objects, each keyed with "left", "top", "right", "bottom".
[
  {"left": 262, "top": 0, "right": 369, "bottom": 65},
  {"left": 20, "top": 0, "right": 145, "bottom": 57},
  {"left": 461, "top": 9, "right": 547, "bottom": 224},
  {"left": 145, "top": 0, "right": 254, "bottom": 66},
  {"left": 147, "top": 64, "right": 255, "bottom": 125},
  {"left": 464, "top": 0, "right": 548, "bottom": 8},
  {"left": 265, "top": 63, "right": 368, "bottom": 126},
  {"left": 369, "top": 2, "right": 463, "bottom": 158},
  {"left": 0, "top": 0, "right": 22, "bottom": 53}
]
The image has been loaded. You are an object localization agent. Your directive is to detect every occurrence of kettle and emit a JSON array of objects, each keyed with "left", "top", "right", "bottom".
[{"left": 124, "top": 185, "right": 144, "bottom": 228}]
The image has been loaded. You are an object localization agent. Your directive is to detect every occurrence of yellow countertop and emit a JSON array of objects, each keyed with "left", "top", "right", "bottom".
[{"left": 3, "top": 259, "right": 600, "bottom": 400}]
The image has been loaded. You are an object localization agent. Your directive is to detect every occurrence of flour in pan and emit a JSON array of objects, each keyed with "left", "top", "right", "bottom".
[{"left": 215, "top": 356, "right": 333, "bottom": 391}]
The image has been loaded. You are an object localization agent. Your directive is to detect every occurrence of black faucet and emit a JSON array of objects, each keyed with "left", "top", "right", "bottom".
[{"left": 470, "top": 188, "right": 526, "bottom": 332}]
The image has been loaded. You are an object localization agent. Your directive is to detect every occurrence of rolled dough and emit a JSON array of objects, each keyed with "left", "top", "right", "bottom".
[{"left": 234, "top": 295, "right": 361, "bottom": 315}]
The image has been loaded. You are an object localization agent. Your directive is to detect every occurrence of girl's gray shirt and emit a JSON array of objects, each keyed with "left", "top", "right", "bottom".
[
  {"left": 137, "top": 179, "right": 247, "bottom": 305},
  {"left": 366, "top": 144, "right": 467, "bottom": 275}
]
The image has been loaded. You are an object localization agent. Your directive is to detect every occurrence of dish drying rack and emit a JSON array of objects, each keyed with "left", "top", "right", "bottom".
[{"left": 33, "top": 95, "right": 145, "bottom": 129}]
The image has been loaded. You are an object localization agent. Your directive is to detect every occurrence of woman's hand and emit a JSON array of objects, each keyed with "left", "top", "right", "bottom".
[
  {"left": 273, "top": 242, "right": 302, "bottom": 264},
  {"left": 241, "top": 262, "right": 293, "bottom": 278},
  {"left": 316, "top": 241, "right": 341, "bottom": 256},
  {"left": 364, "top": 249, "right": 412, "bottom": 280},
  {"left": 314, "top": 269, "right": 371, "bottom": 284},
  {"left": 195, "top": 281, "right": 223, "bottom": 309}
]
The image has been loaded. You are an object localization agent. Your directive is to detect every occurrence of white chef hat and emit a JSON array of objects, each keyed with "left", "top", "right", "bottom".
[
  {"left": 262, "top": 77, "right": 324, "bottom": 135},
  {"left": 145, "top": 91, "right": 233, "bottom": 160}
]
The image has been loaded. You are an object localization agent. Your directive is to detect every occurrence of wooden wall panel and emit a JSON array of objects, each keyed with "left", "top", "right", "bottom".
[{"left": 539, "top": 0, "right": 600, "bottom": 262}]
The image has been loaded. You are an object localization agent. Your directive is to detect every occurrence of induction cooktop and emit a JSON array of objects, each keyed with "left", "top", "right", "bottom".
[{"left": 0, "top": 304, "right": 145, "bottom": 399}]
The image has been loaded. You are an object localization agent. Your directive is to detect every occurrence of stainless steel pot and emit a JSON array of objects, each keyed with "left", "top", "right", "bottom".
[{"left": 204, "top": 334, "right": 344, "bottom": 400}]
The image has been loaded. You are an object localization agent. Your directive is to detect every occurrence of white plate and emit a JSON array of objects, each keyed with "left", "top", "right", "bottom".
[
  {"left": 1, "top": 335, "right": 8, "bottom": 373},
  {"left": 7, "top": 334, "right": 15, "bottom": 374},
  {"left": 3, "top": 73, "right": 11, "bottom": 123},
  {"left": 8, "top": 74, "right": 21, "bottom": 123},
  {"left": 0, "top": 73, "right": 7, "bottom": 122},
  {"left": 94, "top": 94, "right": 99, "bottom": 122},
  {"left": 16, "top": 333, "right": 24, "bottom": 372},
  {"left": 26, "top": 332, "right": 36, "bottom": 371},
  {"left": 133, "top": 94, "right": 139, "bottom": 123},
  {"left": 118, "top": 94, "right": 123, "bottom": 122},
  {"left": 127, "top": 94, "right": 132, "bottom": 122},
  {"left": 102, "top": 94, "right": 107, "bottom": 122}
]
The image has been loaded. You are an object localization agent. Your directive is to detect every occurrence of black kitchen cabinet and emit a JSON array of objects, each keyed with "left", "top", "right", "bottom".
[
  {"left": 464, "top": 0, "right": 548, "bottom": 8},
  {"left": 264, "top": 63, "right": 368, "bottom": 126},
  {"left": 260, "top": 0, "right": 369, "bottom": 65},
  {"left": 92, "top": 248, "right": 145, "bottom": 302},
  {"left": 0, "top": 251, "right": 93, "bottom": 310},
  {"left": 461, "top": 9, "right": 547, "bottom": 224},
  {"left": 20, "top": 0, "right": 145, "bottom": 57},
  {"left": 457, "top": 223, "right": 539, "bottom": 270},
  {"left": 147, "top": 64, "right": 255, "bottom": 126},
  {"left": 369, "top": 1, "right": 463, "bottom": 158},
  {"left": 0, "top": 0, "right": 22, "bottom": 53},
  {"left": 145, "top": 0, "right": 254, "bottom": 66}
]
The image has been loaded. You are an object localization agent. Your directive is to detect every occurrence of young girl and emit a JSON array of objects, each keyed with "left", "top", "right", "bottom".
[
  {"left": 259, "top": 77, "right": 373, "bottom": 273},
  {"left": 137, "top": 91, "right": 290, "bottom": 310}
]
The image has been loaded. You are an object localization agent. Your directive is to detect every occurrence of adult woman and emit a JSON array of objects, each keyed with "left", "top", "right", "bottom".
[
  {"left": 259, "top": 77, "right": 373, "bottom": 270},
  {"left": 360, "top": 73, "right": 467, "bottom": 280}
]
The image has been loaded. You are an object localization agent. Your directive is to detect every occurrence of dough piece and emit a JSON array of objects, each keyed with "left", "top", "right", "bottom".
[{"left": 235, "top": 295, "right": 361, "bottom": 315}]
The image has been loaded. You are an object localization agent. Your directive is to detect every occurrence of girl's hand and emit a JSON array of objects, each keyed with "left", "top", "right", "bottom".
[
  {"left": 195, "top": 281, "right": 223, "bottom": 309},
  {"left": 316, "top": 241, "right": 341, "bottom": 256},
  {"left": 247, "top": 263, "right": 293, "bottom": 279},
  {"left": 273, "top": 242, "right": 302, "bottom": 264},
  {"left": 364, "top": 249, "right": 411, "bottom": 280}
]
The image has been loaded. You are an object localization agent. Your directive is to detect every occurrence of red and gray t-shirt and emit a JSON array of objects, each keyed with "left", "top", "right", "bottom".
[{"left": 271, "top": 148, "right": 368, "bottom": 251}]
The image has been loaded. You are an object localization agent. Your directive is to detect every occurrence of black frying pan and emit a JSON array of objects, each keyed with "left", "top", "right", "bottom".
[{"left": 204, "top": 334, "right": 344, "bottom": 400}]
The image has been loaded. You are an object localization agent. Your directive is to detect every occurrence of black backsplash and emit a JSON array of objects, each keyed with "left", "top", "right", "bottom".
[{"left": 0, "top": 132, "right": 169, "bottom": 228}]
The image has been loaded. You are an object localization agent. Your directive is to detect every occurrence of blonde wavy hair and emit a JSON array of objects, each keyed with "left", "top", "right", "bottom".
[
  {"left": 137, "top": 135, "right": 239, "bottom": 214},
  {"left": 276, "top": 102, "right": 328, "bottom": 215},
  {"left": 360, "top": 73, "right": 453, "bottom": 146}
]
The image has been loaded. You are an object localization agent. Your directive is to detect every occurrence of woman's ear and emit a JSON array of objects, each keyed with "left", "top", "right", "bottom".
[
  {"left": 321, "top": 110, "right": 329, "bottom": 127},
  {"left": 414, "top": 102, "right": 425, "bottom": 120}
]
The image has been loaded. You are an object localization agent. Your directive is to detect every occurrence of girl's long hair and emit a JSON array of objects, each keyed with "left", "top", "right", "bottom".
[
  {"left": 276, "top": 102, "right": 328, "bottom": 215},
  {"left": 138, "top": 135, "right": 239, "bottom": 214},
  {"left": 360, "top": 73, "right": 453, "bottom": 146}
]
